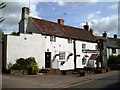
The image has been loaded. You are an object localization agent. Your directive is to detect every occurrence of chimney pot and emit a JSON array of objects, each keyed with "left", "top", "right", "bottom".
[
  {"left": 114, "top": 34, "right": 117, "bottom": 39},
  {"left": 89, "top": 28, "right": 93, "bottom": 34},
  {"left": 102, "top": 31, "right": 107, "bottom": 38},
  {"left": 58, "top": 19, "right": 64, "bottom": 25},
  {"left": 83, "top": 22, "right": 89, "bottom": 31}
]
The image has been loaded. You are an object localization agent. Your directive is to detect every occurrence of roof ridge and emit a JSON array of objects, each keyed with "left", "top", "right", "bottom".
[
  {"left": 29, "top": 16, "right": 97, "bottom": 42},
  {"left": 29, "top": 16, "right": 84, "bottom": 31}
]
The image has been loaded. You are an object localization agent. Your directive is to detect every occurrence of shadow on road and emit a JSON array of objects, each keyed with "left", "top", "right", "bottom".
[{"left": 100, "top": 81, "right": 120, "bottom": 89}]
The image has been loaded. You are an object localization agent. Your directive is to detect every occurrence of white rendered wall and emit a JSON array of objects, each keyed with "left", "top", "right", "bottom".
[
  {"left": 107, "top": 48, "right": 120, "bottom": 59},
  {"left": 45, "top": 36, "right": 74, "bottom": 70},
  {"left": 76, "top": 41, "right": 97, "bottom": 68},
  {"left": 6, "top": 33, "right": 46, "bottom": 68},
  {"left": 6, "top": 33, "right": 97, "bottom": 70}
]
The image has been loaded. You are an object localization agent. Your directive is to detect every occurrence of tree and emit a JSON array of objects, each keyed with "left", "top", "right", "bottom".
[
  {"left": 0, "top": 29, "right": 4, "bottom": 39},
  {"left": 0, "top": 2, "right": 6, "bottom": 23}
]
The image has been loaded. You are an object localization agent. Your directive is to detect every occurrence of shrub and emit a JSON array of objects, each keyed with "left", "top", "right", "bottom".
[
  {"left": 116, "top": 55, "right": 120, "bottom": 64},
  {"left": 7, "top": 63, "right": 13, "bottom": 70},
  {"left": 11, "top": 57, "right": 39, "bottom": 75},
  {"left": 108, "top": 55, "right": 120, "bottom": 64},
  {"left": 26, "top": 57, "right": 36, "bottom": 64},
  {"left": 108, "top": 55, "right": 117, "bottom": 64},
  {"left": 28, "top": 63, "right": 38, "bottom": 75},
  {"left": 11, "top": 64, "right": 21, "bottom": 70}
]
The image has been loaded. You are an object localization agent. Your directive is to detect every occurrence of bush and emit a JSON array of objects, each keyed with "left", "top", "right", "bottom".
[
  {"left": 28, "top": 63, "right": 38, "bottom": 75},
  {"left": 11, "top": 64, "right": 21, "bottom": 70},
  {"left": 11, "top": 57, "right": 39, "bottom": 75},
  {"left": 7, "top": 63, "right": 13, "bottom": 70},
  {"left": 108, "top": 55, "right": 120, "bottom": 64},
  {"left": 116, "top": 55, "right": 120, "bottom": 64},
  {"left": 26, "top": 57, "right": 36, "bottom": 64}
]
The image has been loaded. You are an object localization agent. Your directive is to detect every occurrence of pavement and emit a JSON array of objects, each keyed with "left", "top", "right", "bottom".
[{"left": 2, "top": 70, "right": 119, "bottom": 88}]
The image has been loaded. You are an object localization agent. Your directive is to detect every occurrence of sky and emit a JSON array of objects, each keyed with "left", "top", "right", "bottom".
[{"left": 0, "top": 0, "right": 120, "bottom": 37}]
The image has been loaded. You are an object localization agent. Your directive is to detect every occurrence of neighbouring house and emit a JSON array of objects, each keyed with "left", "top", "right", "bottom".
[
  {"left": 2, "top": 7, "right": 99, "bottom": 70},
  {"left": 96, "top": 32, "right": 120, "bottom": 58},
  {"left": 96, "top": 32, "right": 120, "bottom": 67}
]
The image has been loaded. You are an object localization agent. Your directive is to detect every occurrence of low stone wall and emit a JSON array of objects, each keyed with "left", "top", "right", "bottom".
[{"left": 10, "top": 70, "right": 28, "bottom": 75}]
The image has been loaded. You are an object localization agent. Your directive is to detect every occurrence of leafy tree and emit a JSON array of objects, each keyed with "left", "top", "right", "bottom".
[
  {"left": 0, "top": 29, "right": 4, "bottom": 39},
  {"left": 0, "top": 2, "right": 6, "bottom": 23}
]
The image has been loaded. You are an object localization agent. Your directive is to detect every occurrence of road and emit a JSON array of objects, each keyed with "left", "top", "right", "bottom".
[
  {"left": 1, "top": 70, "right": 120, "bottom": 89},
  {"left": 68, "top": 71, "right": 120, "bottom": 88}
]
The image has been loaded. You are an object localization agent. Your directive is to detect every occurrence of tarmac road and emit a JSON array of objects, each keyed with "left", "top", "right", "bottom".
[
  {"left": 67, "top": 71, "right": 120, "bottom": 88},
  {"left": 1, "top": 70, "right": 120, "bottom": 89}
]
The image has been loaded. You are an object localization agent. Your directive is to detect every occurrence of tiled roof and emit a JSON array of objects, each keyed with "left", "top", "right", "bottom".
[
  {"left": 29, "top": 17, "right": 97, "bottom": 42},
  {"left": 96, "top": 36, "right": 120, "bottom": 49}
]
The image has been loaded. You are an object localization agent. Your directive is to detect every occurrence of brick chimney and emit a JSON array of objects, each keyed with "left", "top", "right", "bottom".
[
  {"left": 114, "top": 34, "right": 117, "bottom": 39},
  {"left": 21, "top": 7, "right": 30, "bottom": 20},
  {"left": 102, "top": 31, "right": 107, "bottom": 38},
  {"left": 19, "top": 7, "right": 30, "bottom": 33},
  {"left": 58, "top": 19, "right": 64, "bottom": 25},
  {"left": 83, "top": 22, "right": 89, "bottom": 31}
]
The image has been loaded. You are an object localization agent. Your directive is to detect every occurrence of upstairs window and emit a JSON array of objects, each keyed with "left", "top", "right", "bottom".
[
  {"left": 50, "top": 36, "right": 56, "bottom": 42},
  {"left": 59, "top": 52, "right": 65, "bottom": 60},
  {"left": 82, "top": 44, "right": 86, "bottom": 50},
  {"left": 68, "top": 38, "right": 72, "bottom": 44},
  {"left": 112, "top": 49, "right": 116, "bottom": 54}
]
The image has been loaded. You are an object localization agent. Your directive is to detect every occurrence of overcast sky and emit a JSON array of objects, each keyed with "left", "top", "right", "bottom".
[{"left": 1, "top": 0, "right": 120, "bottom": 37}]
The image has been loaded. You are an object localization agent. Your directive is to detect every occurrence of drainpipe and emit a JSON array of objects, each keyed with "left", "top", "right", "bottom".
[{"left": 73, "top": 40, "right": 76, "bottom": 70}]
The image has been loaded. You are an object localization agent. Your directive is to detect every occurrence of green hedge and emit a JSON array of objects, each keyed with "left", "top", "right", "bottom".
[{"left": 108, "top": 55, "right": 120, "bottom": 64}]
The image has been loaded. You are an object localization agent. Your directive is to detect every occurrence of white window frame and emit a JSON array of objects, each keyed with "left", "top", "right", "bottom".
[{"left": 59, "top": 52, "right": 65, "bottom": 60}]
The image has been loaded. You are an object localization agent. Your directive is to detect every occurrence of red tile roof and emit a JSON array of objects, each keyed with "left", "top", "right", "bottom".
[{"left": 29, "top": 17, "right": 97, "bottom": 42}]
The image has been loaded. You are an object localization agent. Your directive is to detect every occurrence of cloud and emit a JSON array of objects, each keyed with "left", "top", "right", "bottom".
[
  {"left": 87, "top": 11, "right": 101, "bottom": 20},
  {"left": 80, "top": 15, "right": 118, "bottom": 37},
  {"left": 108, "top": 3, "right": 118, "bottom": 9},
  {"left": 90, "top": 15, "right": 118, "bottom": 36},
  {"left": 1, "top": 0, "right": 40, "bottom": 34},
  {"left": 52, "top": 7, "right": 56, "bottom": 10}
]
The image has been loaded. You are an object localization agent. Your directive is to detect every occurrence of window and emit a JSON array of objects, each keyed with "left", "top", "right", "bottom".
[
  {"left": 112, "top": 49, "right": 116, "bottom": 54},
  {"left": 82, "top": 44, "right": 86, "bottom": 49},
  {"left": 59, "top": 52, "right": 65, "bottom": 60},
  {"left": 50, "top": 36, "right": 56, "bottom": 42},
  {"left": 68, "top": 38, "right": 72, "bottom": 44},
  {"left": 82, "top": 57, "right": 86, "bottom": 65}
]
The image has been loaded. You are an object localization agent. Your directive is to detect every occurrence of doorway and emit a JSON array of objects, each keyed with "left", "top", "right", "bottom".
[{"left": 45, "top": 52, "right": 51, "bottom": 68}]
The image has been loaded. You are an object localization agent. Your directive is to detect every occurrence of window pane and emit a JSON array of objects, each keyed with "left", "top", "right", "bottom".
[
  {"left": 59, "top": 52, "right": 65, "bottom": 60},
  {"left": 112, "top": 49, "right": 116, "bottom": 53},
  {"left": 82, "top": 44, "right": 86, "bottom": 49}
]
